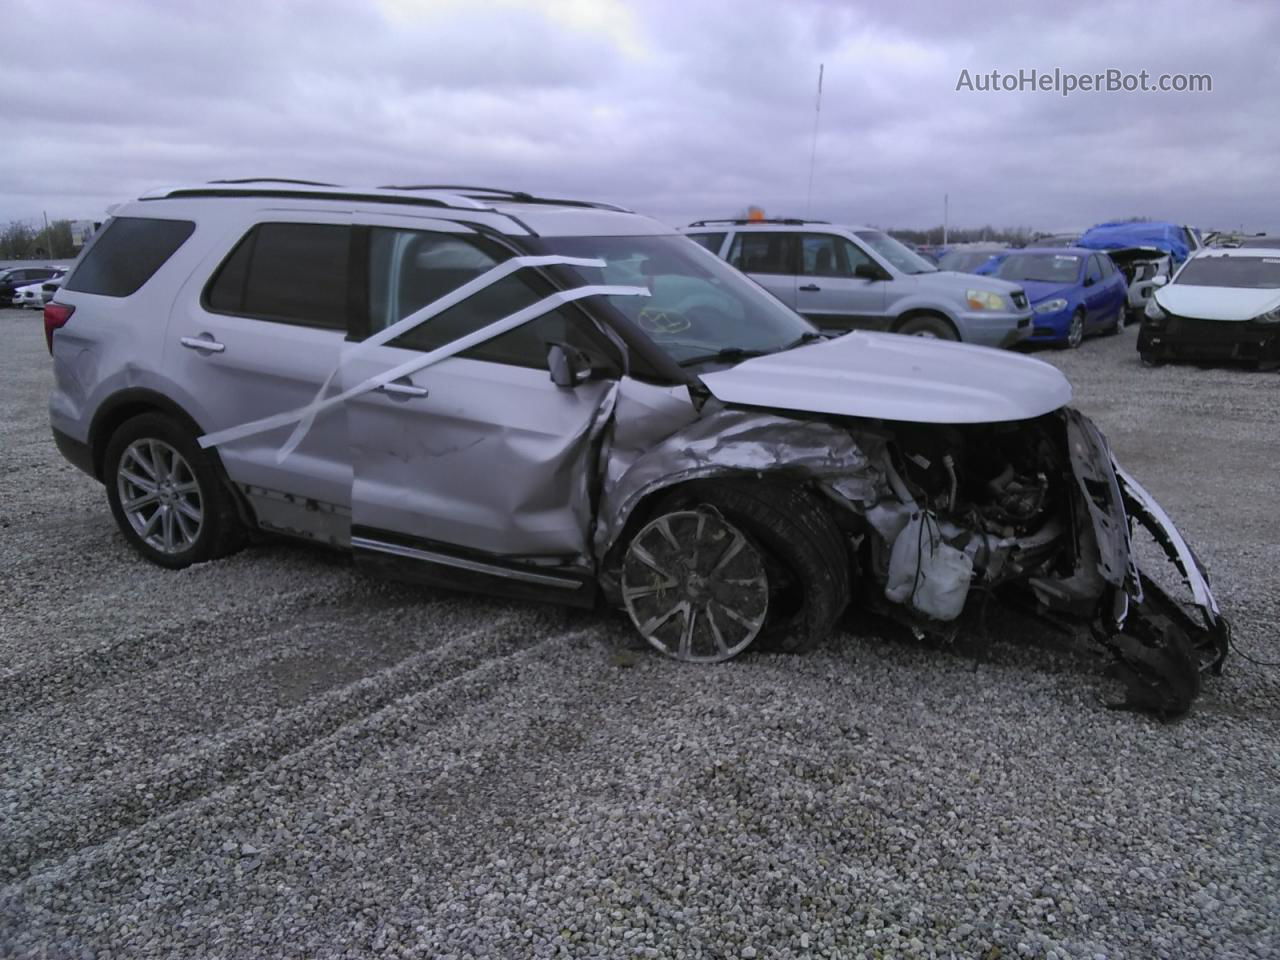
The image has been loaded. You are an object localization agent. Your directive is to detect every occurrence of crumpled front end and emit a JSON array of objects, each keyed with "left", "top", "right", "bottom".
[{"left": 595, "top": 392, "right": 1227, "bottom": 717}]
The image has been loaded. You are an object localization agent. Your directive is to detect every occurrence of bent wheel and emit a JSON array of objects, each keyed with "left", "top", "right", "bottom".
[{"left": 622, "top": 509, "right": 769, "bottom": 663}]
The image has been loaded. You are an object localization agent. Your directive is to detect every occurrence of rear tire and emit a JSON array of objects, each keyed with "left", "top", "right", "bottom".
[
  {"left": 104, "top": 413, "right": 245, "bottom": 569},
  {"left": 622, "top": 482, "right": 851, "bottom": 660},
  {"left": 897, "top": 314, "right": 958, "bottom": 341},
  {"left": 1107, "top": 302, "right": 1127, "bottom": 335}
]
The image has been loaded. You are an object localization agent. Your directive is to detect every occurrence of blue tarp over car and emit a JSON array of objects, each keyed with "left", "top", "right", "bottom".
[{"left": 1077, "top": 221, "right": 1192, "bottom": 263}]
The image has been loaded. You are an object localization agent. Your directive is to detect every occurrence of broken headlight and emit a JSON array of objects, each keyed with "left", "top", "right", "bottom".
[{"left": 1144, "top": 298, "right": 1167, "bottom": 321}]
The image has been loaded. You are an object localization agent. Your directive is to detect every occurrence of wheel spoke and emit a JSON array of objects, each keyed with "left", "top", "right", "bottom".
[
  {"left": 717, "top": 602, "right": 764, "bottom": 632},
  {"left": 161, "top": 505, "right": 177, "bottom": 551},
  {"left": 174, "top": 481, "right": 199, "bottom": 495},
  {"left": 678, "top": 605, "right": 698, "bottom": 660},
  {"left": 123, "top": 491, "right": 159, "bottom": 512},
  {"left": 174, "top": 507, "right": 197, "bottom": 543},
  {"left": 639, "top": 600, "right": 686, "bottom": 637},
  {"left": 174, "top": 498, "right": 202, "bottom": 524},
  {"left": 705, "top": 603, "right": 730, "bottom": 653},
  {"left": 655, "top": 516, "right": 680, "bottom": 551},
  {"left": 119, "top": 470, "right": 157, "bottom": 493},
  {"left": 139, "top": 507, "right": 162, "bottom": 540},
  {"left": 708, "top": 530, "right": 747, "bottom": 577},
  {"left": 622, "top": 583, "right": 669, "bottom": 602},
  {"left": 629, "top": 543, "right": 678, "bottom": 583},
  {"left": 127, "top": 447, "right": 158, "bottom": 480}
]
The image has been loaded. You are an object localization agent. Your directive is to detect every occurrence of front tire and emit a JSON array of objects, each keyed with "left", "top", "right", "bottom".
[
  {"left": 104, "top": 413, "right": 245, "bottom": 569},
  {"left": 621, "top": 482, "right": 851, "bottom": 661},
  {"left": 1060, "top": 310, "right": 1085, "bottom": 349},
  {"left": 897, "top": 314, "right": 958, "bottom": 341}
]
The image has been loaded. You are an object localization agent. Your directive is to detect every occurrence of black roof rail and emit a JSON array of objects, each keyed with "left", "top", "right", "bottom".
[
  {"left": 207, "top": 178, "right": 340, "bottom": 187},
  {"left": 379, "top": 184, "right": 631, "bottom": 213},
  {"left": 149, "top": 186, "right": 452, "bottom": 210},
  {"left": 687, "top": 217, "right": 829, "bottom": 227}
]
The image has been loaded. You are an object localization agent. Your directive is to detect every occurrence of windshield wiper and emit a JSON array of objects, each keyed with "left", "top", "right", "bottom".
[
  {"left": 678, "top": 332, "right": 826, "bottom": 368},
  {"left": 677, "top": 347, "right": 773, "bottom": 368}
]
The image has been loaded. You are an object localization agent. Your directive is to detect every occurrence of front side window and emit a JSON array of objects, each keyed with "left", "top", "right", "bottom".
[
  {"left": 369, "top": 227, "right": 613, "bottom": 371},
  {"left": 64, "top": 216, "right": 195, "bottom": 298},
  {"left": 854, "top": 230, "right": 937, "bottom": 275},
  {"left": 727, "top": 232, "right": 794, "bottom": 275},
  {"left": 541, "top": 234, "right": 815, "bottom": 367},
  {"left": 1085, "top": 255, "right": 1104, "bottom": 284},
  {"left": 205, "top": 222, "right": 350, "bottom": 330}
]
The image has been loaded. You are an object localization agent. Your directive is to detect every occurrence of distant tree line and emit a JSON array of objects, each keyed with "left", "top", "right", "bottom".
[{"left": 0, "top": 220, "right": 78, "bottom": 259}]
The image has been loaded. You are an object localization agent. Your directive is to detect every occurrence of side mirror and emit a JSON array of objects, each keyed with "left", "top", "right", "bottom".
[
  {"left": 1083, "top": 276, "right": 1096, "bottom": 287},
  {"left": 1151, "top": 275, "right": 1168, "bottom": 288},
  {"left": 854, "top": 263, "right": 884, "bottom": 281},
  {"left": 547, "top": 342, "right": 595, "bottom": 388}
]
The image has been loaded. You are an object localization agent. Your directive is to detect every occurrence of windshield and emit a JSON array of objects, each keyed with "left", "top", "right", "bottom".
[
  {"left": 1175, "top": 255, "right": 1280, "bottom": 289},
  {"left": 854, "top": 230, "right": 937, "bottom": 274},
  {"left": 995, "top": 253, "right": 1082, "bottom": 284},
  {"left": 538, "top": 235, "right": 816, "bottom": 365},
  {"left": 938, "top": 250, "right": 1001, "bottom": 273}
]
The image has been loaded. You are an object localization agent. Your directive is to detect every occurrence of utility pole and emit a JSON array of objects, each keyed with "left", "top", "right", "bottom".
[
  {"left": 943, "top": 194, "right": 949, "bottom": 245},
  {"left": 804, "top": 64, "right": 824, "bottom": 217}
]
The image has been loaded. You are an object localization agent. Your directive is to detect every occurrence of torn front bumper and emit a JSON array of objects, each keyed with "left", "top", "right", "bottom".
[{"left": 1063, "top": 410, "right": 1229, "bottom": 696}]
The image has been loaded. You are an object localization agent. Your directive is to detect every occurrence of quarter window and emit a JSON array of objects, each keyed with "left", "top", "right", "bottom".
[
  {"left": 686, "top": 233, "right": 726, "bottom": 254},
  {"left": 205, "top": 222, "right": 351, "bottom": 330},
  {"left": 64, "top": 216, "right": 195, "bottom": 298}
]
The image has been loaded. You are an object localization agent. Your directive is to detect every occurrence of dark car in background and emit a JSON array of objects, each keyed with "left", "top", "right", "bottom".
[{"left": 0, "top": 266, "right": 64, "bottom": 306}]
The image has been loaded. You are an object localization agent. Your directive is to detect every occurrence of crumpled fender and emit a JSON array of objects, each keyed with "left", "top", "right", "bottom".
[{"left": 593, "top": 402, "right": 883, "bottom": 561}]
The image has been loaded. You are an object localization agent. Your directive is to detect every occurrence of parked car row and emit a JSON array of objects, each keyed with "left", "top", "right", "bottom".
[{"left": 0, "top": 264, "right": 66, "bottom": 307}]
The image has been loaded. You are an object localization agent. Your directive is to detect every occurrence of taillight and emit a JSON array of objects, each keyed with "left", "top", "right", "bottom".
[{"left": 44, "top": 302, "right": 75, "bottom": 355}]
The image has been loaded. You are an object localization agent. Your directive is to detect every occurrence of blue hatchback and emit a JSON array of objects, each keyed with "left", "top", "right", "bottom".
[{"left": 976, "top": 247, "right": 1128, "bottom": 348}]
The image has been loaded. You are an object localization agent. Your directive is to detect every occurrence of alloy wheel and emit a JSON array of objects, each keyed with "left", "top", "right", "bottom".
[
  {"left": 116, "top": 438, "right": 204, "bottom": 554},
  {"left": 622, "top": 509, "right": 769, "bottom": 663}
]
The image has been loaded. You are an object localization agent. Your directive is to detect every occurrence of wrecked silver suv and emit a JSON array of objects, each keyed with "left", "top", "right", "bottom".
[{"left": 48, "top": 182, "right": 1228, "bottom": 716}]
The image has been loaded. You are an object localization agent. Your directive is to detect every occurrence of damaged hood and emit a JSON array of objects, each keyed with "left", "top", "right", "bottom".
[
  {"left": 1153, "top": 284, "right": 1280, "bottom": 322},
  {"left": 699, "top": 331, "right": 1072, "bottom": 424}
]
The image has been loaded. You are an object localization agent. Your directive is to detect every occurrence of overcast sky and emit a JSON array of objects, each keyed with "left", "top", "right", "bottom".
[{"left": 3, "top": 0, "right": 1277, "bottom": 233}]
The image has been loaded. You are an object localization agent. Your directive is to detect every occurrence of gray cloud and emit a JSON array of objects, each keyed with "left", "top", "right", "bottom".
[{"left": 2, "top": 0, "right": 1276, "bottom": 233}]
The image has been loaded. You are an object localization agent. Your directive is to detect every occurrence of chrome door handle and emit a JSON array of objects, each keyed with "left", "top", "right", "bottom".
[
  {"left": 799, "top": 283, "right": 821, "bottom": 292},
  {"left": 376, "top": 380, "right": 429, "bottom": 398},
  {"left": 180, "top": 334, "right": 225, "bottom": 353}
]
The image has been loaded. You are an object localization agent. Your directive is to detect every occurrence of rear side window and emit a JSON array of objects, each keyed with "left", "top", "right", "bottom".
[
  {"left": 205, "top": 222, "right": 351, "bottom": 330},
  {"left": 727, "top": 232, "right": 794, "bottom": 275},
  {"left": 64, "top": 216, "right": 195, "bottom": 297}
]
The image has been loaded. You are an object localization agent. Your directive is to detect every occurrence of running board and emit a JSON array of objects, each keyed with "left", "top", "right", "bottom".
[{"left": 351, "top": 532, "right": 597, "bottom": 609}]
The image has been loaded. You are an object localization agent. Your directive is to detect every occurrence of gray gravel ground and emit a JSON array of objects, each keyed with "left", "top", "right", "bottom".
[{"left": 1, "top": 308, "right": 1276, "bottom": 959}]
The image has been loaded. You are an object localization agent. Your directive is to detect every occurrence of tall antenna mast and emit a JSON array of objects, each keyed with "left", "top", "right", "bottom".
[{"left": 804, "top": 63, "right": 824, "bottom": 217}]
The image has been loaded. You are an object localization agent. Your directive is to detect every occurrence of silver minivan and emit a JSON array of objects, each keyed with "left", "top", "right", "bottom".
[{"left": 682, "top": 219, "right": 1032, "bottom": 347}]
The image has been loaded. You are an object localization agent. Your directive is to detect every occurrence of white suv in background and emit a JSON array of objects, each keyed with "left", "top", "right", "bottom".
[{"left": 682, "top": 218, "right": 1033, "bottom": 347}]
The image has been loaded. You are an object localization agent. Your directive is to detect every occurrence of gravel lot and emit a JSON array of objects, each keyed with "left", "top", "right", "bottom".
[{"left": 2, "top": 308, "right": 1276, "bottom": 959}]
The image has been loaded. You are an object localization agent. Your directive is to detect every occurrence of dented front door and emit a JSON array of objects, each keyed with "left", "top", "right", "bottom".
[{"left": 341, "top": 347, "right": 614, "bottom": 559}]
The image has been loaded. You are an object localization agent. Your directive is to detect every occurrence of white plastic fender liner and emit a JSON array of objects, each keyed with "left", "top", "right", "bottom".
[{"left": 198, "top": 279, "right": 650, "bottom": 454}]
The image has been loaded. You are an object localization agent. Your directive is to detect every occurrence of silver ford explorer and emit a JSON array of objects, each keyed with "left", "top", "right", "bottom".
[
  {"left": 46, "top": 181, "right": 1226, "bottom": 715},
  {"left": 682, "top": 218, "right": 1033, "bottom": 347}
]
